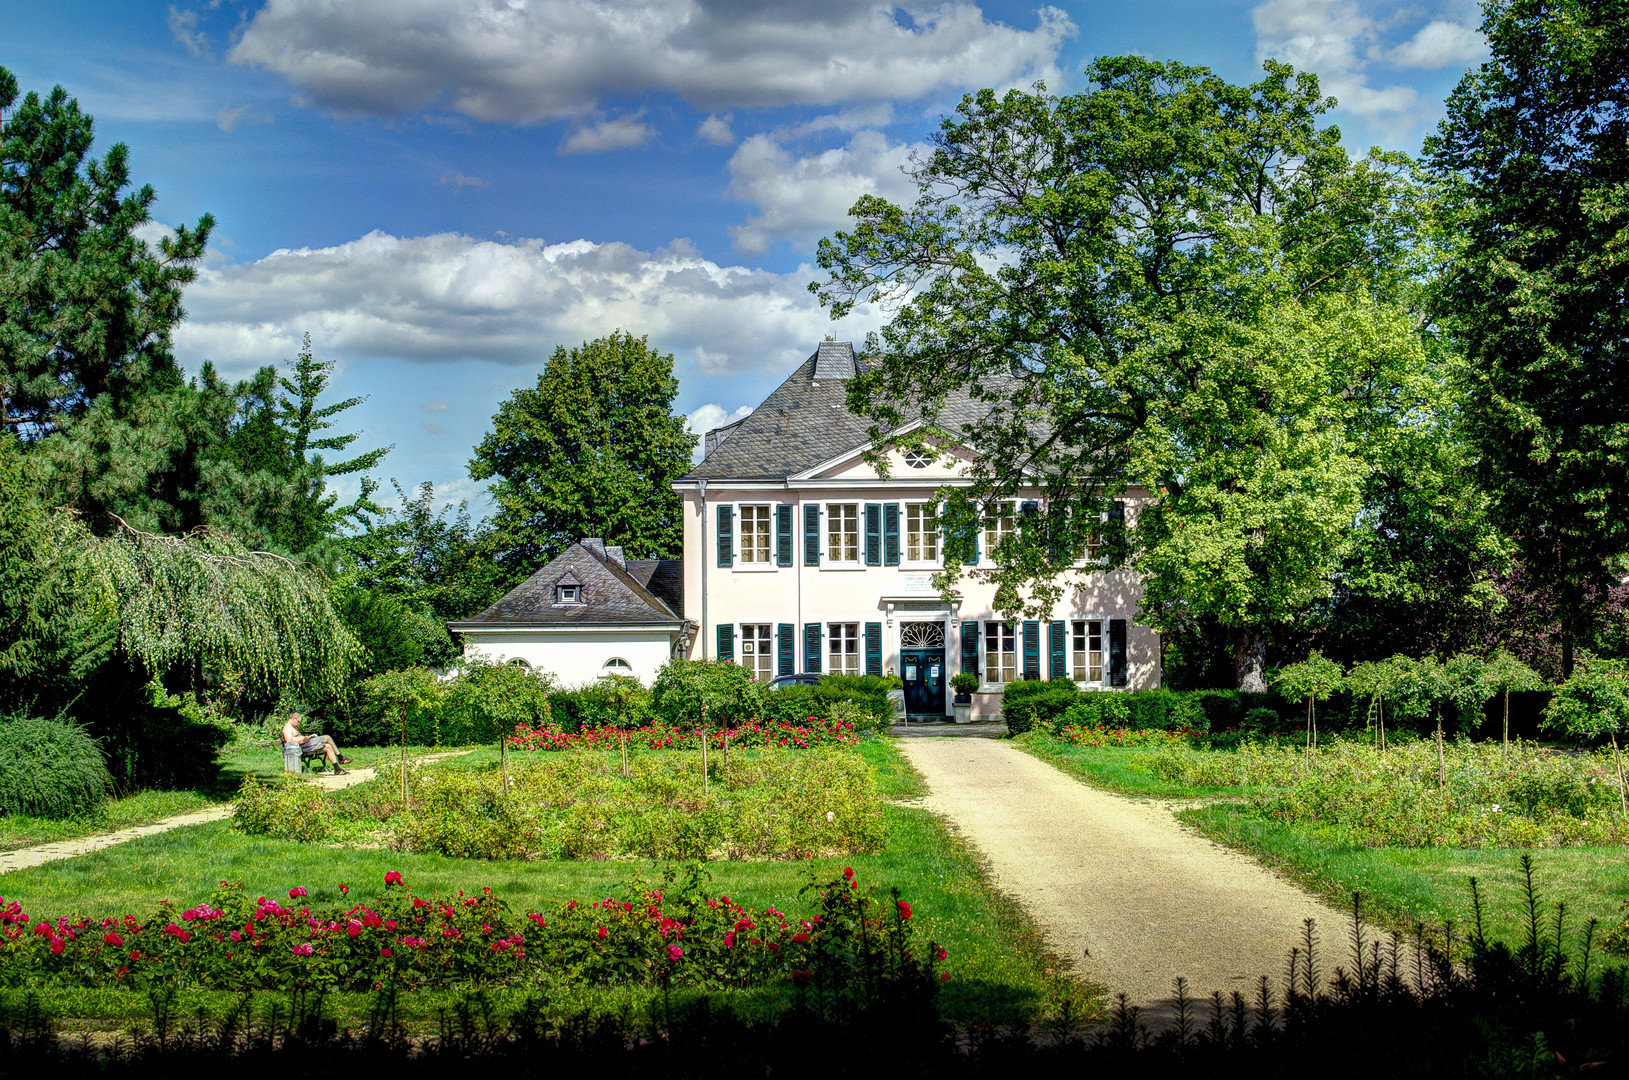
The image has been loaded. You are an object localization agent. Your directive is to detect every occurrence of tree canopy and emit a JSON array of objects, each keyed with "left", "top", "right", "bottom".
[
  {"left": 469, "top": 331, "right": 695, "bottom": 579},
  {"left": 815, "top": 57, "right": 1439, "bottom": 689},
  {"left": 1427, "top": 0, "right": 1629, "bottom": 675}
]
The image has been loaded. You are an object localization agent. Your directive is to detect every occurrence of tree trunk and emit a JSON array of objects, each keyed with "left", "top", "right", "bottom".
[
  {"left": 1562, "top": 620, "right": 1575, "bottom": 680},
  {"left": 1502, "top": 688, "right": 1510, "bottom": 752},
  {"left": 1234, "top": 627, "right": 1268, "bottom": 692}
]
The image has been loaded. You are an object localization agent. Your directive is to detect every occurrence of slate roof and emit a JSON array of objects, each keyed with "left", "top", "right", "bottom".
[
  {"left": 448, "top": 540, "right": 685, "bottom": 630},
  {"left": 683, "top": 342, "right": 1020, "bottom": 481}
]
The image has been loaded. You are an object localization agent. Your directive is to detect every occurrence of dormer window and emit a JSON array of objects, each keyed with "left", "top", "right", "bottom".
[
  {"left": 557, "top": 584, "right": 581, "bottom": 605},
  {"left": 903, "top": 449, "right": 932, "bottom": 469}
]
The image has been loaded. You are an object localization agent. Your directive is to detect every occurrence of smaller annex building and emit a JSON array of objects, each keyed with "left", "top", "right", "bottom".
[{"left": 447, "top": 538, "right": 690, "bottom": 686}]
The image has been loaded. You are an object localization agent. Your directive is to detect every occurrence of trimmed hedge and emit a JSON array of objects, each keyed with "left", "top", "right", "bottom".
[
  {"left": 762, "top": 674, "right": 896, "bottom": 731},
  {"left": 1002, "top": 680, "right": 1291, "bottom": 735}
]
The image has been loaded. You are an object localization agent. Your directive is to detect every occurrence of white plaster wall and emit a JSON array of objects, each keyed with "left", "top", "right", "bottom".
[
  {"left": 460, "top": 631, "right": 674, "bottom": 687},
  {"left": 678, "top": 478, "right": 1162, "bottom": 720}
]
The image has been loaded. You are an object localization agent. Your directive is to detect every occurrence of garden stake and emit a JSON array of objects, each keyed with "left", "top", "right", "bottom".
[
  {"left": 620, "top": 730, "right": 629, "bottom": 778},
  {"left": 700, "top": 703, "right": 709, "bottom": 793},
  {"left": 1435, "top": 716, "right": 1446, "bottom": 788},
  {"left": 1613, "top": 732, "right": 1627, "bottom": 818},
  {"left": 1503, "top": 687, "right": 1511, "bottom": 753},
  {"left": 399, "top": 705, "right": 408, "bottom": 806}
]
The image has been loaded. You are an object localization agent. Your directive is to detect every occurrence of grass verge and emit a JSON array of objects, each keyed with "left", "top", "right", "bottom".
[{"left": 1016, "top": 738, "right": 1249, "bottom": 800}]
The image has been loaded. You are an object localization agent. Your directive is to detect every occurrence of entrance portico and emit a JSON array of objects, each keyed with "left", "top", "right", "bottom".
[{"left": 883, "top": 597, "right": 960, "bottom": 721}]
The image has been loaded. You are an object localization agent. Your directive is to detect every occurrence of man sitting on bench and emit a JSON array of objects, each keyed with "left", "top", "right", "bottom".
[{"left": 282, "top": 711, "right": 351, "bottom": 775}]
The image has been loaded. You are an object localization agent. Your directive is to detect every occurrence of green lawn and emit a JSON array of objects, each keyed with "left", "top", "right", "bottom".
[
  {"left": 0, "top": 737, "right": 1092, "bottom": 1024},
  {"left": 1016, "top": 738, "right": 1629, "bottom": 956}
]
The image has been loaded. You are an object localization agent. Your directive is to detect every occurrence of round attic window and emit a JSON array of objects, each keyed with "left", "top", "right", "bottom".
[
  {"left": 903, "top": 449, "right": 932, "bottom": 469},
  {"left": 604, "top": 658, "right": 633, "bottom": 672}
]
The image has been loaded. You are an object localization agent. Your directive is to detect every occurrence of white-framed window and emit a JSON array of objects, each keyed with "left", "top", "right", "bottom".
[
  {"left": 829, "top": 623, "right": 859, "bottom": 675},
  {"left": 507, "top": 657, "right": 532, "bottom": 669},
  {"left": 1072, "top": 620, "right": 1103, "bottom": 683},
  {"left": 556, "top": 583, "right": 581, "bottom": 604},
  {"left": 738, "top": 504, "right": 772, "bottom": 564},
  {"left": 903, "top": 449, "right": 932, "bottom": 469},
  {"left": 983, "top": 621, "right": 1016, "bottom": 685},
  {"left": 984, "top": 501, "right": 1016, "bottom": 562},
  {"left": 740, "top": 624, "right": 774, "bottom": 682},
  {"left": 603, "top": 657, "right": 632, "bottom": 672},
  {"left": 905, "top": 502, "right": 939, "bottom": 563},
  {"left": 827, "top": 503, "right": 859, "bottom": 563}
]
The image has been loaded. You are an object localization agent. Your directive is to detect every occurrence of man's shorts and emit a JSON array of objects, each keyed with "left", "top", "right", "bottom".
[{"left": 299, "top": 735, "right": 326, "bottom": 754}]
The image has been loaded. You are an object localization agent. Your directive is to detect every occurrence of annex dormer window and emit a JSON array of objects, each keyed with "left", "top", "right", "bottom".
[{"left": 556, "top": 583, "right": 581, "bottom": 605}]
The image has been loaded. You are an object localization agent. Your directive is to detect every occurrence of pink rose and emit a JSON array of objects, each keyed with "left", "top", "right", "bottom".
[{"left": 289, "top": 886, "right": 307, "bottom": 899}]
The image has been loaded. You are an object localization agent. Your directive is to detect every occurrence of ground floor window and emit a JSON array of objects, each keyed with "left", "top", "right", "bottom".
[
  {"left": 829, "top": 622, "right": 859, "bottom": 675},
  {"left": 741, "top": 623, "right": 773, "bottom": 682},
  {"left": 1072, "top": 620, "right": 1103, "bottom": 683},
  {"left": 983, "top": 621, "right": 1016, "bottom": 684}
]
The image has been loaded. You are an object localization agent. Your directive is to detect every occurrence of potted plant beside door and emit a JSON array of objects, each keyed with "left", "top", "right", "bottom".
[{"left": 951, "top": 673, "right": 979, "bottom": 724}]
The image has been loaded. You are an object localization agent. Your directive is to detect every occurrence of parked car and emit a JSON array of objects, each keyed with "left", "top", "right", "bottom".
[{"left": 768, "top": 674, "right": 822, "bottom": 689}]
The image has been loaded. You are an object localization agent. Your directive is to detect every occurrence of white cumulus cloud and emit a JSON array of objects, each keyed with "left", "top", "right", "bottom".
[
  {"left": 727, "top": 129, "right": 922, "bottom": 254},
  {"left": 172, "top": 230, "right": 884, "bottom": 379},
  {"left": 1387, "top": 19, "right": 1487, "bottom": 69},
  {"left": 559, "top": 114, "right": 658, "bottom": 154},
  {"left": 226, "top": 0, "right": 1075, "bottom": 124},
  {"left": 696, "top": 114, "right": 735, "bottom": 146},
  {"left": 685, "top": 402, "right": 755, "bottom": 461}
]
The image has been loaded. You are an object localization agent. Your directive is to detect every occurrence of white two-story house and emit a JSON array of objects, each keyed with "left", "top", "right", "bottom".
[{"left": 673, "top": 341, "right": 1160, "bottom": 721}]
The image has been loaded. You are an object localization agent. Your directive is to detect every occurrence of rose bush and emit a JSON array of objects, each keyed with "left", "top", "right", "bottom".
[
  {"left": 506, "top": 717, "right": 861, "bottom": 752},
  {"left": 0, "top": 869, "right": 945, "bottom": 998}
]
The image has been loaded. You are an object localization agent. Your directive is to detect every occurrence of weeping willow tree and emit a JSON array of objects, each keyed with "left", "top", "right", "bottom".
[{"left": 71, "top": 514, "right": 362, "bottom": 698}]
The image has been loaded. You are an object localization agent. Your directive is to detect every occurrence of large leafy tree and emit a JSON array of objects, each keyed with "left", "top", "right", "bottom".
[
  {"left": 815, "top": 58, "right": 1436, "bottom": 689},
  {"left": 1426, "top": 0, "right": 1629, "bottom": 676},
  {"left": 469, "top": 331, "right": 696, "bottom": 578},
  {"left": 0, "top": 66, "right": 212, "bottom": 433}
]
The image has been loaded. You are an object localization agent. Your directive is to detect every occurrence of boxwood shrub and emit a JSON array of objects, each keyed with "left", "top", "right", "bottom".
[{"left": 0, "top": 714, "right": 113, "bottom": 818}]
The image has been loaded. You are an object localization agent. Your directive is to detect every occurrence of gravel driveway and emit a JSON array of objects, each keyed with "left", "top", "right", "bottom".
[{"left": 898, "top": 737, "right": 1348, "bottom": 1013}]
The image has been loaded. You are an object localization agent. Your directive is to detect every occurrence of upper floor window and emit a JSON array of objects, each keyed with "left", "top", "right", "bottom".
[
  {"left": 905, "top": 503, "right": 939, "bottom": 562},
  {"left": 604, "top": 657, "right": 632, "bottom": 672},
  {"left": 1072, "top": 620, "right": 1103, "bottom": 683},
  {"left": 903, "top": 449, "right": 932, "bottom": 469},
  {"left": 984, "top": 621, "right": 1017, "bottom": 684},
  {"left": 739, "top": 504, "right": 772, "bottom": 564},
  {"left": 556, "top": 583, "right": 581, "bottom": 605},
  {"left": 984, "top": 501, "right": 1016, "bottom": 562},
  {"left": 827, "top": 503, "right": 859, "bottom": 563}
]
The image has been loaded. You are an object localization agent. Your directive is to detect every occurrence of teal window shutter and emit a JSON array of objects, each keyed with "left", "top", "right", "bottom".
[
  {"left": 961, "top": 621, "right": 979, "bottom": 676},
  {"left": 716, "top": 623, "right": 735, "bottom": 661},
  {"left": 864, "top": 504, "right": 882, "bottom": 566},
  {"left": 1020, "top": 499, "right": 1039, "bottom": 519},
  {"left": 777, "top": 623, "right": 794, "bottom": 676},
  {"left": 967, "top": 519, "right": 980, "bottom": 565},
  {"left": 883, "top": 503, "right": 901, "bottom": 565},
  {"left": 1022, "top": 620, "right": 1041, "bottom": 680},
  {"left": 805, "top": 623, "right": 822, "bottom": 674},
  {"left": 775, "top": 504, "right": 794, "bottom": 567},
  {"left": 1048, "top": 620, "right": 1066, "bottom": 679},
  {"left": 864, "top": 622, "right": 883, "bottom": 676},
  {"left": 804, "top": 504, "right": 821, "bottom": 566},
  {"left": 1109, "top": 619, "right": 1128, "bottom": 687},
  {"left": 716, "top": 505, "right": 734, "bottom": 567}
]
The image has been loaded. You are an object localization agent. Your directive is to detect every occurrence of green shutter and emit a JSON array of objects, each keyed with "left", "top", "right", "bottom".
[
  {"left": 864, "top": 504, "right": 882, "bottom": 566},
  {"left": 864, "top": 622, "right": 883, "bottom": 676},
  {"left": 1109, "top": 618, "right": 1128, "bottom": 687},
  {"left": 716, "top": 623, "right": 734, "bottom": 661},
  {"left": 777, "top": 624, "right": 795, "bottom": 677},
  {"left": 716, "top": 505, "right": 734, "bottom": 567},
  {"left": 883, "top": 503, "right": 900, "bottom": 565},
  {"left": 1022, "top": 620, "right": 1041, "bottom": 680},
  {"left": 805, "top": 623, "right": 822, "bottom": 674},
  {"left": 804, "top": 504, "right": 821, "bottom": 565},
  {"left": 1049, "top": 620, "right": 1066, "bottom": 679},
  {"left": 961, "top": 621, "right": 979, "bottom": 676},
  {"left": 776, "top": 504, "right": 794, "bottom": 567},
  {"left": 966, "top": 518, "right": 980, "bottom": 565},
  {"left": 1020, "top": 499, "right": 1039, "bottom": 518}
]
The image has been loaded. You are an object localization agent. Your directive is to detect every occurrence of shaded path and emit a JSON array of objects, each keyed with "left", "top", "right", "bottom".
[
  {"left": 0, "top": 753, "right": 465, "bottom": 875},
  {"left": 898, "top": 737, "right": 1347, "bottom": 1012}
]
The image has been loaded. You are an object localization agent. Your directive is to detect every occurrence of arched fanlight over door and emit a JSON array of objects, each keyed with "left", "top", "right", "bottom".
[{"left": 901, "top": 622, "right": 945, "bottom": 649}]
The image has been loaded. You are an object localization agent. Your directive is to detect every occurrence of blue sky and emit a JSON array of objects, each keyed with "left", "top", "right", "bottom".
[{"left": 6, "top": 0, "right": 1487, "bottom": 512}]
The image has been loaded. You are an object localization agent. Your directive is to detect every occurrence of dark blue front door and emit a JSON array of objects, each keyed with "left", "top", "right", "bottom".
[{"left": 901, "top": 648, "right": 946, "bottom": 717}]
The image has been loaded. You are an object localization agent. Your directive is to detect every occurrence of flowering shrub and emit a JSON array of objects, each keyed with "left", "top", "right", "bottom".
[
  {"left": 506, "top": 717, "right": 861, "bottom": 752},
  {"left": 238, "top": 746, "right": 885, "bottom": 860},
  {"left": 1057, "top": 724, "right": 1195, "bottom": 748},
  {"left": 0, "top": 868, "right": 946, "bottom": 998},
  {"left": 1138, "top": 737, "right": 1629, "bottom": 847}
]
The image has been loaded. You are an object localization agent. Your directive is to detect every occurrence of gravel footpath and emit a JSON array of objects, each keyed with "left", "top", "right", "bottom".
[
  {"left": 897, "top": 737, "right": 1347, "bottom": 1013},
  {"left": 0, "top": 753, "right": 464, "bottom": 875}
]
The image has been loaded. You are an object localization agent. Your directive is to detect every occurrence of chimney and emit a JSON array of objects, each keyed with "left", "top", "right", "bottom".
[
  {"left": 581, "top": 538, "right": 606, "bottom": 560},
  {"left": 604, "top": 545, "right": 626, "bottom": 569}
]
